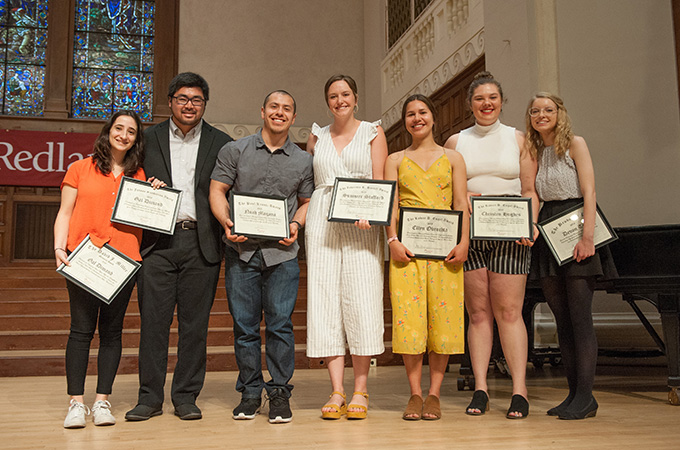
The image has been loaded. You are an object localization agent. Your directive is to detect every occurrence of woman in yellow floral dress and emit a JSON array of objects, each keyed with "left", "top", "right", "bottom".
[{"left": 385, "top": 94, "right": 469, "bottom": 420}]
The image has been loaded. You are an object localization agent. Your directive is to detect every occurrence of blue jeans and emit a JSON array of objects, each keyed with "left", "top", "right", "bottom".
[{"left": 224, "top": 247, "right": 299, "bottom": 399}]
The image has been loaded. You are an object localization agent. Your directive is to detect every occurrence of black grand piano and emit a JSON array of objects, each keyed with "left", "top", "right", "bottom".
[{"left": 459, "top": 224, "right": 680, "bottom": 405}]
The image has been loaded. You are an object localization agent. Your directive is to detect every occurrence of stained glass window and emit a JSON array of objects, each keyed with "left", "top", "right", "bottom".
[
  {"left": 72, "top": 0, "right": 154, "bottom": 120},
  {"left": 0, "top": 0, "right": 48, "bottom": 116}
]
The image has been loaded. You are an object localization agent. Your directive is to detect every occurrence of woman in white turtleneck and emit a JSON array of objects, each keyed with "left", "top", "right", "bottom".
[{"left": 444, "top": 71, "right": 538, "bottom": 419}]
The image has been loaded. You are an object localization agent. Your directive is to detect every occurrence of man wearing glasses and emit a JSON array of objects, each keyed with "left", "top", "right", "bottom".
[{"left": 126, "top": 72, "right": 232, "bottom": 421}]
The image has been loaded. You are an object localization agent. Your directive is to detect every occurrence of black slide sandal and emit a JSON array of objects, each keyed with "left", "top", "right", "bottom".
[
  {"left": 506, "top": 394, "right": 529, "bottom": 419},
  {"left": 465, "top": 390, "right": 489, "bottom": 415}
]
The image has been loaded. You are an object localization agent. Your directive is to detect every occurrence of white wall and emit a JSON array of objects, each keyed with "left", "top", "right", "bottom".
[
  {"left": 555, "top": 0, "right": 680, "bottom": 226},
  {"left": 485, "top": 0, "right": 680, "bottom": 227},
  {"left": 177, "top": 0, "right": 385, "bottom": 130},
  {"left": 482, "top": 0, "right": 534, "bottom": 127},
  {"left": 362, "top": 0, "right": 385, "bottom": 123}
]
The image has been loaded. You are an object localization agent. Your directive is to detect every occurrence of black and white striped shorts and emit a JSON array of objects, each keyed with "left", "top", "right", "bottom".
[{"left": 464, "top": 239, "right": 531, "bottom": 274}]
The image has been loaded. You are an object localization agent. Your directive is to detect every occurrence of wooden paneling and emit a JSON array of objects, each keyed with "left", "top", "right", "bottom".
[
  {"left": 0, "top": 261, "right": 407, "bottom": 376},
  {"left": 151, "top": 0, "right": 180, "bottom": 122},
  {"left": 674, "top": 0, "right": 680, "bottom": 110},
  {"left": 0, "top": 187, "right": 61, "bottom": 265},
  {"left": 0, "top": 187, "right": 10, "bottom": 264},
  {"left": 13, "top": 203, "right": 59, "bottom": 260}
]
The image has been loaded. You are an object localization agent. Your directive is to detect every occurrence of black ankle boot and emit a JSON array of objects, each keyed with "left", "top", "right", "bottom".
[{"left": 558, "top": 396, "right": 598, "bottom": 420}]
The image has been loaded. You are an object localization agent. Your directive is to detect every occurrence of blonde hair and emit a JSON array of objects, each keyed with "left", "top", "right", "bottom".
[{"left": 525, "top": 92, "right": 573, "bottom": 160}]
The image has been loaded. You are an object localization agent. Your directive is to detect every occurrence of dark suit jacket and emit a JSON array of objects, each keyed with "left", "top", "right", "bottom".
[{"left": 141, "top": 119, "right": 233, "bottom": 264}]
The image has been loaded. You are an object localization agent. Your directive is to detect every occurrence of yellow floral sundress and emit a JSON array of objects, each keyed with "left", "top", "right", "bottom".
[{"left": 389, "top": 153, "right": 465, "bottom": 355}]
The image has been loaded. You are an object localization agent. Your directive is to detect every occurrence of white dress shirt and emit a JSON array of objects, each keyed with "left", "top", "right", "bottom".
[{"left": 169, "top": 119, "right": 202, "bottom": 221}]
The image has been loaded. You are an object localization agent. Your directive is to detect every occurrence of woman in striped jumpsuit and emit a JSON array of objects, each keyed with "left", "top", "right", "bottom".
[{"left": 305, "top": 74, "right": 388, "bottom": 420}]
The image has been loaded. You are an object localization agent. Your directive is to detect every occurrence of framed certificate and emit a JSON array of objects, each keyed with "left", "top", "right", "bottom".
[
  {"left": 470, "top": 196, "right": 533, "bottom": 241},
  {"left": 537, "top": 202, "right": 618, "bottom": 266},
  {"left": 111, "top": 176, "right": 182, "bottom": 235},
  {"left": 398, "top": 207, "right": 462, "bottom": 260},
  {"left": 327, "top": 178, "right": 396, "bottom": 226},
  {"left": 56, "top": 235, "right": 140, "bottom": 304},
  {"left": 230, "top": 191, "right": 290, "bottom": 240}
]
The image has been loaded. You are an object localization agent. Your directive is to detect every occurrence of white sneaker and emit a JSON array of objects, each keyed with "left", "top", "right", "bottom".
[
  {"left": 64, "top": 399, "right": 90, "bottom": 429},
  {"left": 92, "top": 400, "right": 116, "bottom": 426}
]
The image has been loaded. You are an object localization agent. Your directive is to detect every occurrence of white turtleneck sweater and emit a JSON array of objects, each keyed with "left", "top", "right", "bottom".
[{"left": 455, "top": 120, "right": 521, "bottom": 196}]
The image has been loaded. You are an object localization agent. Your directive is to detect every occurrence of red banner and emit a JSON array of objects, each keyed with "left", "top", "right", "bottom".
[{"left": 0, "top": 129, "right": 99, "bottom": 187}]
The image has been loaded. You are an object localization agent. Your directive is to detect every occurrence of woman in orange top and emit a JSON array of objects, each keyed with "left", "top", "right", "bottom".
[{"left": 54, "top": 110, "right": 161, "bottom": 429}]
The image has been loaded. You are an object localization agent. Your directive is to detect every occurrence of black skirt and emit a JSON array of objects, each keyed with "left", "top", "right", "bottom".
[{"left": 530, "top": 198, "right": 618, "bottom": 280}]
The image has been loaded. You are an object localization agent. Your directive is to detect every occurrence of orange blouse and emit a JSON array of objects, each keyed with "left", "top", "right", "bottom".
[{"left": 61, "top": 157, "right": 146, "bottom": 261}]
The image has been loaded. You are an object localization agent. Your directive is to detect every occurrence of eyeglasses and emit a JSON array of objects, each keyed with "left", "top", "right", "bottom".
[
  {"left": 172, "top": 95, "right": 206, "bottom": 106},
  {"left": 529, "top": 107, "right": 557, "bottom": 117}
]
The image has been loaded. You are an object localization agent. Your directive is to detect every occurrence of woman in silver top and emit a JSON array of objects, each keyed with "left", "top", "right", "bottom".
[{"left": 526, "top": 92, "right": 616, "bottom": 420}]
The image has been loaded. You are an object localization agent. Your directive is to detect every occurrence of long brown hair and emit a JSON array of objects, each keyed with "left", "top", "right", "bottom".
[
  {"left": 525, "top": 92, "right": 573, "bottom": 160},
  {"left": 400, "top": 94, "right": 438, "bottom": 146},
  {"left": 92, "top": 110, "right": 145, "bottom": 176}
]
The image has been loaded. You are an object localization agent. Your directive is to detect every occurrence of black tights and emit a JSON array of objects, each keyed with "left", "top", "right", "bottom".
[
  {"left": 541, "top": 276, "right": 597, "bottom": 413},
  {"left": 65, "top": 277, "right": 135, "bottom": 396}
]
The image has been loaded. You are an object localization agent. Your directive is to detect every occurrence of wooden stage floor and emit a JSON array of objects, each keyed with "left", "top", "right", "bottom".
[{"left": 0, "top": 364, "right": 677, "bottom": 449}]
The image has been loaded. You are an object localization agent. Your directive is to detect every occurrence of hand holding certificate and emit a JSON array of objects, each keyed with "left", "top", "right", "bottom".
[
  {"left": 470, "top": 197, "right": 533, "bottom": 241},
  {"left": 537, "top": 202, "right": 618, "bottom": 265},
  {"left": 56, "top": 235, "right": 140, "bottom": 304},
  {"left": 229, "top": 191, "right": 290, "bottom": 240},
  {"left": 111, "top": 176, "right": 181, "bottom": 235},
  {"left": 397, "top": 207, "right": 462, "bottom": 260}
]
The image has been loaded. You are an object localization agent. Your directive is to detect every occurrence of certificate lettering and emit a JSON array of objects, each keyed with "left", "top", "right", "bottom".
[
  {"left": 398, "top": 208, "right": 462, "bottom": 260},
  {"left": 328, "top": 178, "right": 396, "bottom": 226},
  {"left": 538, "top": 203, "right": 618, "bottom": 265},
  {"left": 111, "top": 177, "right": 182, "bottom": 235},
  {"left": 57, "top": 236, "right": 140, "bottom": 304},
  {"left": 230, "top": 192, "right": 290, "bottom": 240},
  {"left": 471, "top": 197, "right": 533, "bottom": 241}
]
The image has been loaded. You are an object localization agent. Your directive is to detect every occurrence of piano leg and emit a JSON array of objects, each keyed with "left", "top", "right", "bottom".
[{"left": 659, "top": 293, "right": 680, "bottom": 405}]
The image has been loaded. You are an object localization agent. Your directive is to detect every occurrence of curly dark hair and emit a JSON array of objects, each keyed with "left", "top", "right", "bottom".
[{"left": 91, "top": 110, "right": 145, "bottom": 176}]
